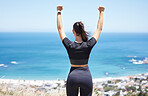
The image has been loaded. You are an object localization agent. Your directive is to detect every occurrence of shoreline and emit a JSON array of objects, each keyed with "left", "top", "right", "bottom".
[{"left": 0, "top": 72, "right": 148, "bottom": 85}]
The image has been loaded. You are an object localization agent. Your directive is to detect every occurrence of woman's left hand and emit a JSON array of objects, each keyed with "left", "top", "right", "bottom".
[
  {"left": 57, "top": 5, "right": 63, "bottom": 11},
  {"left": 98, "top": 6, "right": 105, "bottom": 12}
]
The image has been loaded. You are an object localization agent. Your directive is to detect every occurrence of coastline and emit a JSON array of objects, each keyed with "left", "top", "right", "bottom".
[
  {"left": 1, "top": 72, "right": 148, "bottom": 84},
  {"left": 0, "top": 72, "right": 148, "bottom": 96}
]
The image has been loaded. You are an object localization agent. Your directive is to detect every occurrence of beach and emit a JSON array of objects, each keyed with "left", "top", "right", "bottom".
[{"left": 0, "top": 73, "right": 148, "bottom": 96}]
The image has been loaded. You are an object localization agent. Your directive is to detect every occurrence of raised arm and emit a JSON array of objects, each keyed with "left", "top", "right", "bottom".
[
  {"left": 57, "top": 5, "right": 66, "bottom": 41},
  {"left": 92, "top": 6, "right": 105, "bottom": 41}
]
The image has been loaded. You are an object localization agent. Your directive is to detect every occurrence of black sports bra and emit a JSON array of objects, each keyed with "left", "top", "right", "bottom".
[{"left": 62, "top": 37, "right": 97, "bottom": 65}]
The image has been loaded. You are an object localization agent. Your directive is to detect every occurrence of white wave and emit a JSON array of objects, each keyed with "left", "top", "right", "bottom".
[
  {"left": 0, "top": 75, "right": 5, "bottom": 79},
  {"left": 11, "top": 61, "right": 18, "bottom": 64},
  {"left": 0, "top": 64, "right": 8, "bottom": 67},
  {"left": 0, "top": 64, "right": 4, "bottom": 66},
  {"left": 129, "top": 58, "right": 137, "bottom": 62},
  {"left": 133, "top": 60, "right": 144, "bottom": 64},
  {"left": 4, "top": 65, "right": 8, "bottom": 67},
  {"left": 131, "top": 57, "right": 148, "bottom": 64}
]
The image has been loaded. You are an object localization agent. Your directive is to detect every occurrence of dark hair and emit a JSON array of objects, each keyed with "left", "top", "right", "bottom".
[{"left": 73, "top": 21, "right": 89, "bottom": 42}]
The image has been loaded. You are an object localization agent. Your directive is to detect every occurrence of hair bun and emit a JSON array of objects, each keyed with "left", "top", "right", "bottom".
[{"left": 79, "top": 22, "right": 83, "bottom": 27}]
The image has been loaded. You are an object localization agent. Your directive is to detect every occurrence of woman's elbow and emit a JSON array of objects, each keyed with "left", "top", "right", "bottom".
[
  {"left": 97, "top": 27, "right": 102, "bottom": 32},
  {"left": 100, "top": 27, "right": 103, "bottom": 31},
  {"left": 57, "top": 26, "right": 61, "bottom": 30},
  {"left": 99, "top": 25, "right": 103, "bottom": 31}
]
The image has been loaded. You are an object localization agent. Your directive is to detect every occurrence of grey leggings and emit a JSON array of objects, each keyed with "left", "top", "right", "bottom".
[{"left": 66, "top": 66, "right": 93, "bottom": 96}]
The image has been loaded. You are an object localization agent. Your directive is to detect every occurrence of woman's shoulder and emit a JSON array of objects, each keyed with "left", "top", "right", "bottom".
[
  {"left": 86, "top": 37, "right": 97, "bottom": 48},
  {"left": 88, "top": 37, "right": 97, "bottom": 42}
]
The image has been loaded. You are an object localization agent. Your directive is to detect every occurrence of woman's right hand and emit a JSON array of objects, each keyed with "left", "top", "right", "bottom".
[
  {"left": 57, "top": 5, "right": 63, "bottom": 11},
  {"left": 98, "top": 6, "right": 105, "bottom": 12}
]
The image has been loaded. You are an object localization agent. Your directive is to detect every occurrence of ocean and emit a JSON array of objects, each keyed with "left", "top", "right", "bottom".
[{"left": 0, "top": 32, "right": 148, "bottom": 80}]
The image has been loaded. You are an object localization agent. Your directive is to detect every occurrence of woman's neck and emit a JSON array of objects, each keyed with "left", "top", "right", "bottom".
[{"left": 75, "top": 36, "right": 83, "bottom": 43}]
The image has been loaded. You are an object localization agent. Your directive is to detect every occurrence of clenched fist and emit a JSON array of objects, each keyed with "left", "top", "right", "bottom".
[
  {"left": 98, "top": 6, "right": 105, "bottom": 12},
  {"left": 57, "top": 5, "right": 63, "bottom": 11}
]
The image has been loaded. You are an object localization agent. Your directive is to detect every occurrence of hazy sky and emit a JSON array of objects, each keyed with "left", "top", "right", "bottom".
[{"left": 0, "top": 0, "right": 148, "bottom": 33}]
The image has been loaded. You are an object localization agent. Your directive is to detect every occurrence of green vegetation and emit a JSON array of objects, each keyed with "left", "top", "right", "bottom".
[
  {"left": 115, "top": 79, "right": 121, "bottom": 83},
  {"left": 113, "top": 92, "right": 120, "bottom": 96},
  {"left": 125, "top": 86, "right": 136, "bottom": 92},
  {"left": 104, "top": 86, "right": 118, "bottom": 92}
]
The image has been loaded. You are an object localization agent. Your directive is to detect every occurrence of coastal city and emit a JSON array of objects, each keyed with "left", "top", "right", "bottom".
[{"left": 0, "top": 73, "right": 148, "bottom": 96}]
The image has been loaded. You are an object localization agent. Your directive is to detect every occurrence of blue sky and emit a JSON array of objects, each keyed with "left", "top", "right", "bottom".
[{"left": 0, "top": 0, "right": 148, "bottom": 33}]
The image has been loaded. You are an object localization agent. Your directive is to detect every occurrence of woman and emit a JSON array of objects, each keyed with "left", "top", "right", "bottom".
[{"left": 57, "top": 5, "right": 105, "bottom": 96}]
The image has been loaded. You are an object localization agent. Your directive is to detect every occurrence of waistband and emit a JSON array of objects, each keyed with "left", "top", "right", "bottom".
[
  {"left": 71, "top": 64, "right": 88, "bottom": 67},
  {"left": 70, "top": 66, "right": 89, "bottom": 73}
]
